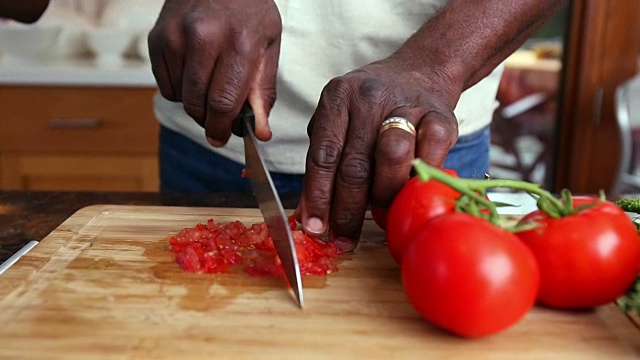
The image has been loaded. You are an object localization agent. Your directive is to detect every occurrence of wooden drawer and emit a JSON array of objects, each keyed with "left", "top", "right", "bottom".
[
  {"left": 0, "top": 153, "right": 159, "bottom": 191},
  {"left": 0, "top": 87, "right": 159, "bottom": 154}
]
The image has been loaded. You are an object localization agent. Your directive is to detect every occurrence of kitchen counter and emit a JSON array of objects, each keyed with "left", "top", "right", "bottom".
[
  {"left": 0, "top": 57, "right": 156, "bottom": 87},
  {"left": 0, "top": 190, "right": 301, "bottom": 264}
]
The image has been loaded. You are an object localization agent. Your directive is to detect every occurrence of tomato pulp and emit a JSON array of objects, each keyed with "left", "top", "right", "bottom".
[
  {"left": 517, "top": 197, "right": 640, "bottom": 309},
  {"left": 169, "top": 215, "right": 340, "bottom": 277}
]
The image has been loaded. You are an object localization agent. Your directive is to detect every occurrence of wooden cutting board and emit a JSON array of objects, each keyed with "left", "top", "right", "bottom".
[{"left": 0, "top": 205, "right": 638, "bottom": 360}]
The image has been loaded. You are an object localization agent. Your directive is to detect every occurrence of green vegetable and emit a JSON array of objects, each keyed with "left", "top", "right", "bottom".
[
  {"left": 614, "top": 198, "right": 640, "bottom": 313},
  {"left": 615, "top": 198, "right": 640, "bottom": 213},
  {"left": 617, "top": 273, "right": 640, "bottom": 313}
]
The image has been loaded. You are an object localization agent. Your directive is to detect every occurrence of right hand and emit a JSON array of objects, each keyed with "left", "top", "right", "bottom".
[{"left": 148, "top": 0, "right": 282, "bottom": 145}]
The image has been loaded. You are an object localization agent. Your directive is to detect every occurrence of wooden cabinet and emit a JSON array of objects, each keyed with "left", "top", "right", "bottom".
[
  {"left": 553, "top": 0, "right": 640, "bottom": 193},
  {"left": 0, "top": 86, "right": 160, "bottom": 191}
]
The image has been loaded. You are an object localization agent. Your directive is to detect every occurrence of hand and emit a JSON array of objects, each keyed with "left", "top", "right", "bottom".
[
  {"left": 296, "top": 57, "right": 461, "bottom": 252},
  {"left": 0, "top": 0, "right": 50, "bottom": 23},
  {"left": 148, "top": 0, "right": 282, "bottom": 145}
]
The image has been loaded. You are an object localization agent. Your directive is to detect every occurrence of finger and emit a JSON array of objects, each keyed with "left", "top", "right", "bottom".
[
  {"left": 180, "top": 22, "right": 223, "bottom": 127},
  {"left": 148, "top": 27, "right": 179, "bottom": 101},
  {"left": 326, "top": 103, "right": 381, "bottom": 251},
  {"left": 415, "top": 110, "right": 459, "bottom": 167},
  {"left": 161, "top": 27, "right": 187, "bottom": 102},
  {"left": 370, "top": 114, "right": 418, "bottom": 209},
  {"left": 204, "top": 43, "right": 262, "bottom": 147},
  {"left": 299, "top": 80, "right": 350, "bottom": 239},
  {"left": 247, "top": 37, "right": 280, "bottom": 141}
]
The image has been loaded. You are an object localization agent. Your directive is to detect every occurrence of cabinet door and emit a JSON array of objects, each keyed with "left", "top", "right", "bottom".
[{"left": 0, "top": 153, "right": 159, "bottom": 191}]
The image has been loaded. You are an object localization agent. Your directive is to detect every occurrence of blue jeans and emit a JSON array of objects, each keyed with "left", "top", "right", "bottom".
[{"left": 159, "top": 125, "right": 490, "bottom": 193}]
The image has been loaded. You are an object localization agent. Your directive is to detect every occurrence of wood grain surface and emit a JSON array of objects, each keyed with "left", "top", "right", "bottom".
[{"left": 0, "top": 205, "right": 638, "bottom": 360}]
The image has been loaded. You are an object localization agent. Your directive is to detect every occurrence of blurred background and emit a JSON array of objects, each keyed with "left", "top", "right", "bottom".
[{"left": 0, "top": 0, "right": 638, "bottom": 196}]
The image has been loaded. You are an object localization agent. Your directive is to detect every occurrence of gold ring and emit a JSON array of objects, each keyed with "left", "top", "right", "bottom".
[{"left": 378, "top": 117, "right": 416, "bottom": 136}]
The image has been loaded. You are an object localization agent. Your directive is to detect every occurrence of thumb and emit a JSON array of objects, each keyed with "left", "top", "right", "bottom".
[{"left": 248, "top": 39, "right": 280, "bottom": 141}]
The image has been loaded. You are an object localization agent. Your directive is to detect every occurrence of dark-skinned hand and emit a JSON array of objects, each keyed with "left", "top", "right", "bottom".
[
  {"left": 295, "top": 57, "right": 461, "bottom": 252},
  {"left": 148, "top": 0, "right": 281, "bottom": 145}
]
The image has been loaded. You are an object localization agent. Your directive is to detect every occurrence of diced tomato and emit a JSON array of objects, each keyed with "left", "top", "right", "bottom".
[
  {"left": 169, "top": 215, "right": 341, "bottom": 278},
  {"left": 176, "top": 246, "right": 203, "bottom": 272}
]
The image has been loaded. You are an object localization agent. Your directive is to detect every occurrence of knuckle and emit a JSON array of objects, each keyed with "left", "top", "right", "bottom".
[
  {"left": 357, "top": 78, "right": 388, "bottom": 104},
  {"left": 187, "top": 27, "right": 211, "bottom": 50},
  {"left": 182, "top": 96, "right": 205, "bottom": 121},
  {"left": 148, "top": 25, "right": 182, "bottom": 55},
  {"left": 309, "top": 140, "right": 342, "bottom": 170},
  {"left": 332, "top": 211, "right": 359, "bottom": 231},
  {"left": 161, "top": 33, "right": 183, "bottom": 55},
  {"left": 233, "top": 29, "right": 259, "bottom": 54},
  {"left": 182, "top": 11, "right": 207, "bottom": 34},
  {"left": 207, "top": 94, "right": 238, "bottom": 117},
  {"left": 377, "top": 137, "right": 413, "bottom": 163},
  {"left": 183, "top": 13, "right": 226, "bottom": 48},
  {"left": 321, "top": 78, "right": 352, "bottom": 109},
  {"left": 306, "top": 187, "right": 332, "bottom": 208},
  {"left": 421, "top": 113, "right": 458, "bottom": 147},
  {"left": 338, "top": 154, "right": 370, "bottom": 187},
  {"left": 147, "top": 28, "right": 161, "bottom": 52}
]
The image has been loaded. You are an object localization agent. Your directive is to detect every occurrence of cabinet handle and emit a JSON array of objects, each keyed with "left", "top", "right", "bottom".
[{"left": 48, "top": 118, "right": 103, "bottom": 129}]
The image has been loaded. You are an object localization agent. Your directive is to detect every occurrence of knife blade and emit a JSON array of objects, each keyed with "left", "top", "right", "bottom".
[
  {"left": 0, "top": 240, "right": 39, "bottom": 276},
  {"left": 232, "top": 103, "right": 304, "bottom": 308}
]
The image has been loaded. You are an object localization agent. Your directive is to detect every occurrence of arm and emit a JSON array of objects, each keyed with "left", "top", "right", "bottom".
[
  {"left": 396, "top": 0, "right": 566, "bottom": 95},
  {"left": 0, "top": 0, "right": 50, "bottom": 23},
  {"left": 297, "top": 0, "right": 568, "bottom": 251}
]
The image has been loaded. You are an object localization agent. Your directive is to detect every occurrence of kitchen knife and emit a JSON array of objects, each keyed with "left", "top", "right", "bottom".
[
  {"left": 232, "top": 103, "right": 304, "bottom": 308},
  {"left": 0, "top": 240, "right": 38, "bottom": 276}
]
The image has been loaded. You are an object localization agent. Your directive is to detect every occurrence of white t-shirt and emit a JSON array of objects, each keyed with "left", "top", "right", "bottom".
[{"left": 154, "top": 0, "right": 503, "bottom": 174}]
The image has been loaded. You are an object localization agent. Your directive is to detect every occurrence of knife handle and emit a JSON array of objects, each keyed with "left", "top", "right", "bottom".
[{"left": 231, "top": 102, "right": 256, "bottom": 137}]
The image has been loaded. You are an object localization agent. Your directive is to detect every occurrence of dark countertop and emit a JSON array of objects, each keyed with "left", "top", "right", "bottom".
[{"left": 0, "top": 190, "right": 301, "bottom": 263}]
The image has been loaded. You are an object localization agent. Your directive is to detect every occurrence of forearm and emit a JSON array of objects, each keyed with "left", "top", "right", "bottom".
[
  {"left": 395, "top": 0, "right": 567, "bottom": 98},
  {"left": 0, "top": 0, "right": 50, "bottom": 23}
]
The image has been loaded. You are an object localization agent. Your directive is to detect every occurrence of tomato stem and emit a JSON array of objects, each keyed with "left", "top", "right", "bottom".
[{"left": 412, "top": 159, "right": 568, "bottom": 224}]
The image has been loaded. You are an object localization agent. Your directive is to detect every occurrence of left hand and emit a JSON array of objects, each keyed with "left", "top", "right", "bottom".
[
  {"left": 295, "top": 56, "right": 461, "bottom": 251},
  {"left": 0, "top": 0, "right": 50, "bottom": 23}
]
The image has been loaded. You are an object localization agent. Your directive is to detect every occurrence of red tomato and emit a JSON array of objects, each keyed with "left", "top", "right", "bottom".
[
  {"left": 516, "top": 197, "right": 640, "bottom": 309},
  {"left": 370, "top": 206, "right": 389, "bottom": 231},
  {"left": 386, "top": 170, "right": 461, "bottom": 264},
  {"left": 402, "top": 213, "right": 540, "bottom": 338}
]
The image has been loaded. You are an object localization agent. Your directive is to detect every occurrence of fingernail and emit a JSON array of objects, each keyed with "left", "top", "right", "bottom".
[
  {"left": 207, "top": 137, "right": 224, "bottom": 148},
  {"left": 304, "top": 217, "right": 324, "bottom": 234},
  {"left": 333, "top": 237, "right": 356, "bottom": 252}
]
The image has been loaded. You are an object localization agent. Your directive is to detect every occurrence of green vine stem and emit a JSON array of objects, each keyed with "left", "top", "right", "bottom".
[{"left": 412, "top": 159, "right": 569, "bottom": 226}]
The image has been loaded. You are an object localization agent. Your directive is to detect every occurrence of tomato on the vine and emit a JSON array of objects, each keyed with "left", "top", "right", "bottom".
[
  {"left": 516, "top": 196, "right": 640, "bottom": 309},
  {"left": 386, "top": 169, "right": 460, "bottom": 264},
  {"left": 402, "top": 213, "right": 539, "bottom": 338}
]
